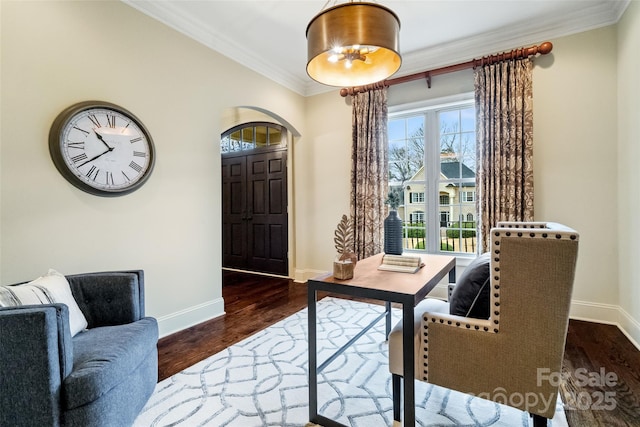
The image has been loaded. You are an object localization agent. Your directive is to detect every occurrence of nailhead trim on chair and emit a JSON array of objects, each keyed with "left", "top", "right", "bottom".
[
  {"left": 497, "top": 221, "right": 548, "bottom": 229},
  {"left": 421, "top": 221, "right": 579, "bottom": 381}
]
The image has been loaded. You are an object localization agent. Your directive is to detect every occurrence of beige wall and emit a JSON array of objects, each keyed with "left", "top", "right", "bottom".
[
  {"left": 2, "top": 1, "right": 638, "bottom": 344},
  {"left": 0, "top": 1, "right": 305, "bottom": 336},
  {"left": 534, "top": 27, "right": 618, "bottom": 307},
  {"left": 617, "top": 0, "right": 640, "bottom": 345},
  {"left": 292, "top": 91, "right": 352, "bottom": 280},
  {"left": 302, "top": 25, "right": 638, "bottom": 342}
]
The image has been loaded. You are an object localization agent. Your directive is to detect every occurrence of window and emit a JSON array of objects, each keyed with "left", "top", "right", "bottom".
[
  {"left": 462, "top": 191, "right": 475, "bottom": 202},
  {"left": 410, "top": 211, "right": 424, "bottom": 223},
  {"left": 410, "top": 192, "right": 425, "bottom": 203},
  {"left": 221, "top": 122, "right": 286, "bottom": 154},
  {"left": 439, "top": 211, "right": 450, "bottom": 228},
  {"left": 388, "top": 96, "right": 478, "bottom": 255}
]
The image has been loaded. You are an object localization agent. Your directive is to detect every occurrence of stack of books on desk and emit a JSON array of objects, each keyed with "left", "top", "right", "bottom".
[{"left": 377, "top": 254, "right": 423, "bottom": 273}]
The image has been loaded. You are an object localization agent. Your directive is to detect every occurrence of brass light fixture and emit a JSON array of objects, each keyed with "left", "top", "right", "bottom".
[{"left": 306, "top": 2, "right": 401, "bottom": 87}]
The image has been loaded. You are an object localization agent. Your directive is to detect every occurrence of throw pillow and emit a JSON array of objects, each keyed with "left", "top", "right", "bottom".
[
  {"left": 0, "top": 269, "right": 88, "bottom": 336},
  {"left": 449, "top": 252, "right": 490, "bottom": 319}
]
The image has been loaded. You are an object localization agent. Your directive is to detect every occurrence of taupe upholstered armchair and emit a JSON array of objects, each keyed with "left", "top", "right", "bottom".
[{"left": 388, "top": 222, "right": 579, "bottom": 426}]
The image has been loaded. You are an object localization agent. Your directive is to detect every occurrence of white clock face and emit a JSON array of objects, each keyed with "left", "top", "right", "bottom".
[{"left": 50, "top": 102, "right": 155, "bottom": 196}]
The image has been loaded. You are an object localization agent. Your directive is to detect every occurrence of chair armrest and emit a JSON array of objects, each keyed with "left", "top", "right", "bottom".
[
  {"left": 420, "top": 312, "right": 498, "bottom": 386},
  {"left": 0, "top": 304, "right": 73, "bottom": 427},
  {"left": 420, "top": 311, "right": 562, "bottom": 419},
  {"left": 422, "top": 311, "right": 494, "bottom": 334},
  {"left": 66, "top": 270, "right": 145, "bottom": 328}
]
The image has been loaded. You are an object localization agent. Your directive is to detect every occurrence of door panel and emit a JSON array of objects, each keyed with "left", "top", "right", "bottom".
[
  {"left": 222, "top": 149, "right": 288, "bottom": 276},
  {"left": 222, "top": 157, "right": 247, "bottom": 269},
  {"left": 251, "top": 179, "right": 266, "bottom": 215},
  {"left": 269, "top": 224, "right": 285, "bottom": 260},
  {"left": 230, "top": 182, "right": 243, "bottom": 214},
  {"left": 269, "top": 178, "right": 284, "bottom": 214},
  {"left": 230, "top": 223, "right": 244, "bottom": 256}
]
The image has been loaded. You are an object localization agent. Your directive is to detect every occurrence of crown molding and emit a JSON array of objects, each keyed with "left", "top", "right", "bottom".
[
  {"left": 123, "top": 0, "right": 630, "bottom": 98},
  {"left": 122, "top": 0, "right": 310, "bottom": 96},
  {"left": 396, "top": 0, "right": 630, "bottom": 80}
]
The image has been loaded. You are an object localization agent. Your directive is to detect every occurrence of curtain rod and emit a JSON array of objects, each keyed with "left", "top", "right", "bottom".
[{"left": 339, "top": 41, "right": 553, "bottom": 97}]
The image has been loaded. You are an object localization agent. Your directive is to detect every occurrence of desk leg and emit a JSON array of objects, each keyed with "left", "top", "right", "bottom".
[
  {"left": 449, "top": 267, "right": 456, "bottom": 284},
  {"left": 308, "top": 286, "right": 318, "bottom": 423},
  {"left": 402, "top": 302, "right": 416, "bottom": 427},
  {"left": 385, "top": 301, "right": 392, "bottom": 340}
]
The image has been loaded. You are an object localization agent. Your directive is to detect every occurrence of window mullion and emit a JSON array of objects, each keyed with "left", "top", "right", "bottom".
[{"left": 425, "top": 111, "right": 439, "bottom": 253}]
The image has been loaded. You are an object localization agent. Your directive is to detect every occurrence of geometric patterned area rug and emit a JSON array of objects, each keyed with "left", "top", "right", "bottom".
[{"left": 134, "top": 297, "right": 568, "bottom": 427}]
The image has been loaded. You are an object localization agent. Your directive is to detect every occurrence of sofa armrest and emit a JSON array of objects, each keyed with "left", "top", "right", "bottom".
[
  {"left": 66, "top": 270, "right": 145, "bottom": 328},
  {"left": 0, "top": 304, "right": 73, "bottom": 427}
]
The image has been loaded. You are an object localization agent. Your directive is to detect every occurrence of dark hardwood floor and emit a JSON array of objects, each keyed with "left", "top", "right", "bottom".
[
  {"left": 157, "top": 270, "right": 640, "bottom": 426},
  {"left": 157, "top": 270, "right": 308, "bottom": 380},
  {"left": 562, "top": 320, "right": 640, "bottom": 426}
]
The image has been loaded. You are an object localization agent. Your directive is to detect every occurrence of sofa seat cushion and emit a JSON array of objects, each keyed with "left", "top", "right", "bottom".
[{"left": 64, "top": 317, "right": 158, "bottom": 410}]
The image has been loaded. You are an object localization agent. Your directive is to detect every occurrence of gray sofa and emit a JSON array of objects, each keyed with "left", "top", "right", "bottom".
[{"left": 0, "top": 270, "right": 158, "bottom": 427}]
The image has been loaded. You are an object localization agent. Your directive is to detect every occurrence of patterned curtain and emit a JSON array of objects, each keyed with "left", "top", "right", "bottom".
[
  {"left": 475, "top": 58, "right": 534, "bottom": 251},
  {"left": 350, "top": 88, "right": 389, "bottom": 259}
]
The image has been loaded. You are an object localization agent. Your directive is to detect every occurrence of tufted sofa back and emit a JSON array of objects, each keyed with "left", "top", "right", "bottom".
[{"left": 66, "top": 270, "right": 145, "bottom": 328}]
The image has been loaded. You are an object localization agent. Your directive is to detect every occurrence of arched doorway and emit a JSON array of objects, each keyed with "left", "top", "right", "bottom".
[{"left": 221, "top": 122, "right": 288, "bottom": 276}]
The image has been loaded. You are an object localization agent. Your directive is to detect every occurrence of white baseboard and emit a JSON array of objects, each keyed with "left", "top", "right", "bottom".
[
  {"left": 294, "top": 268, "right": 328, "bottom": 283},
  {"left": 618, "top": 307, "right": 640, "bottom": 351},
  {"left": 569, "top": 299, "right": 620, "bottom": 324},
  {"left": 156, "top": 297, "right": 225, "bottom": 338},
  {"left": 569, "top": 300, "right": 640, "bottom": 350}
]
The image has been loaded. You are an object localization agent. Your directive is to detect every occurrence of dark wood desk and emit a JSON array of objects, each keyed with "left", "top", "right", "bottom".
[{"left": 307, "top": 253, "right": 456, "bottom": 427}]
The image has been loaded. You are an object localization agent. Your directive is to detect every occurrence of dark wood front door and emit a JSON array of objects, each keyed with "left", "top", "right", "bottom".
[{"left": 222, "top": 149, "right": 288, "bottom": 276}]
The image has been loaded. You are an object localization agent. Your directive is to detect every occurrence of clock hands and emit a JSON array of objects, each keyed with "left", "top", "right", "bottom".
[
  {"left": 77, "top": 145, "right": 114, "bottom": 167},
  {"left": 76, "top": 129, "right": 116, "bottom": 167},
  {"left": 94, "top": 129, "right": 113, "bottom": 150}
]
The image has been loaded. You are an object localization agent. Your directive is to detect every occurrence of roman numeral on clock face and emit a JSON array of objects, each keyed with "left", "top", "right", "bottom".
[
  {"left": 129, "top": 161, "right": 143, "bottom": 173},
  {"left": 88, "top": 114, "right": 101, "bottom": 128},
  {"left": 106, "top": 114, "right": 117, "bottom": 128},
  {"left": 68, "top": 142, "right": 85, "bottom": 149},
  {"left": 73, "top": 126, "right": 90, "bottom": 135},
  {"left": 71, "top": 153, "right": 88, "bottom": 163},
  {"left": 86, "top": 165, "right": 99, "bottom": 181}
]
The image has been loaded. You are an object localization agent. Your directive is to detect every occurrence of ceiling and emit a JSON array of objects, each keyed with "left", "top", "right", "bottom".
[{"left": 123, "top": 0, "right": 629, "bottom": 96}]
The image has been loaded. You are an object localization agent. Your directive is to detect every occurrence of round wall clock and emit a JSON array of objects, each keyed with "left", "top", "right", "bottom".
[{"left": 49, "top": 101, "right": 155, "bottom": 197}]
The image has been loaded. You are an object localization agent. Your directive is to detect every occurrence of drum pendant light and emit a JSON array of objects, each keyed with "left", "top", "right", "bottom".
[{"left": 306, "top": 2, "right": 401, "bottom": 87}]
